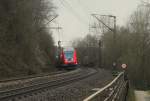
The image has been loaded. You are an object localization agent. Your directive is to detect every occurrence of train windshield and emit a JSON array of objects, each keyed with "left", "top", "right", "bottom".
[{"left": 64, "top": 51, "right": 73, "bottom": 59}]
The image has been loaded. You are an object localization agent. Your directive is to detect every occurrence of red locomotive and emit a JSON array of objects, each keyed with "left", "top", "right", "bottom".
[{"left": 56, "top": 47, "right": 78, "bottom": 68}]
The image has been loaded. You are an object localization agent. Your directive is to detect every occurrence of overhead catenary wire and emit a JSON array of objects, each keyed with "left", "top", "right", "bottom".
[
  {"left": 76, "top": 0, "right": 91, "bottom": 26},
  {"left": 58, "top": 0, "right": 89, "bottom": 25},
  {"left": 77, "top": 0, "right": 91, "bottom": 15},
  {"left": 59, "top": 0, "right": 86, "bottom": 24}
]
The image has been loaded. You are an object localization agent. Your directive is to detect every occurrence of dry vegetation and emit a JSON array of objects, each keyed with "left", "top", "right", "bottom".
[
  {"left": 0, "top": 0, "right": 56, "bottom": 78},
  {"left": 73, "top": 3, "right": 150, "bottom": 89}
]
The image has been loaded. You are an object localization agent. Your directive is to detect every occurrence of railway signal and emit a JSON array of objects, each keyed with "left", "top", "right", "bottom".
[{"left": 121, "top": 64, "right": 127, "bottom": 69}]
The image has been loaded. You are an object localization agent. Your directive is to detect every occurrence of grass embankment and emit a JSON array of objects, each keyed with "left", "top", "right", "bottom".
[{"left": 127, "top": 88, "right": 135, "bottom": 101}]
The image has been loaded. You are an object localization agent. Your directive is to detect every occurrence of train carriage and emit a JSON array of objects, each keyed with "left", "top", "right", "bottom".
[{"left": 56, "top": 47, "right": 78, "bottom": 69}]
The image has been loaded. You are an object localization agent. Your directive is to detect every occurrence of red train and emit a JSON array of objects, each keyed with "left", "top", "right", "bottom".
[{"left": 56, "top": 47, "right": 78, "bottom": 68}]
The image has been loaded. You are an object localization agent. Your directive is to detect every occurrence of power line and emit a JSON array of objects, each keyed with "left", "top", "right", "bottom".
[
  {"left": 77, "top": 0, "right": 90, "bottom": 15},
  {"left": 36, "top": 15, "right": 58, "bottom": 33},
  {"left": 58, "top": 0, "right": 88, "bottom": 25}
]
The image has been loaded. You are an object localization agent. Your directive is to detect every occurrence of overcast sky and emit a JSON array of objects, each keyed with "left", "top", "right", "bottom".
[{"left": 51, "top": 0, "right": 141, "bottom": 45}]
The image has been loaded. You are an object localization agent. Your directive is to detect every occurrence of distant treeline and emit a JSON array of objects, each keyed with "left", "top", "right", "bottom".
[
  {"left": 73, "top": 3, "right": 150, "bottom": 89},
  {"left": 0, "top": 0, "right": 56, "bottom": 78}
]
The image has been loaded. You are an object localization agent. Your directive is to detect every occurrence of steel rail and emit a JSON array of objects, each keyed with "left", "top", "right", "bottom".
[
  {"left": 0, "top": 68, "right": 96, "bottom": 100},
  {"left": 0, "top": 71, "right": 66, "bottom": 83},
  {"left": 0, "top": 69, "right": 82, "bottom": 92}
]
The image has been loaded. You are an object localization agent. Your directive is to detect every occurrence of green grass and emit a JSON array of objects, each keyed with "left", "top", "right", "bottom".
[{"left": 127, "top": 88, "right": 135, "bottom": 101}]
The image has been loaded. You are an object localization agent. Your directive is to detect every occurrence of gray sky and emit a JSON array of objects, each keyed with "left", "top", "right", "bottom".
[{"left": 51, "top": 0, "right": 141, "bottom": 45}]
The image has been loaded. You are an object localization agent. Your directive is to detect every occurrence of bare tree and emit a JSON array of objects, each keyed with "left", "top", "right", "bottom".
[
  {"left": 73, "top": 34, "right": 99, "bottom": 67},
  {"left": 101, "top": 4, "right": 150, "bottom": 89},
  {"left": 0, "top": 0, "right": 55, "bottom": 78}
]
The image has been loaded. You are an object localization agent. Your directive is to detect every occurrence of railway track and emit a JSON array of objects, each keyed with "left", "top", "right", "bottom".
[
  {"left": 0, "top": 68, "right": 97, "bottom": 101},
  {"left": 0, "top": 70, "right": 65, "bottom": 83},
  {"left": 0, "top": 70, "right": 70, "bottom": 91},
  {"left": 0, "top": 69, "right": 81, "bottom": 91}
]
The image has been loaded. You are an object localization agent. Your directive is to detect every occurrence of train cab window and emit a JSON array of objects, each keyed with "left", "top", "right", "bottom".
[{"left": 64, "top": 51, "right": 73, "bottom": 59}]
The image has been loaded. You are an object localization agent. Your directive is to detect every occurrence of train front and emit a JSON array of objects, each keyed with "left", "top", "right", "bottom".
[{"left": 61, "top": 47, "right": 78, "bottom": 67}]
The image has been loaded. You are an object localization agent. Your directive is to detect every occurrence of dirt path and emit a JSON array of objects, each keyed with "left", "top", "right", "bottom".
[{"left": 134, "top": 90, "right": 150, "bottom": 101}]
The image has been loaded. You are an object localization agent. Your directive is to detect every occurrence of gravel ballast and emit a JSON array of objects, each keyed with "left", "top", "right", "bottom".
[{"left": 15, "top": 68, "right": 114, "bottom": 101}]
